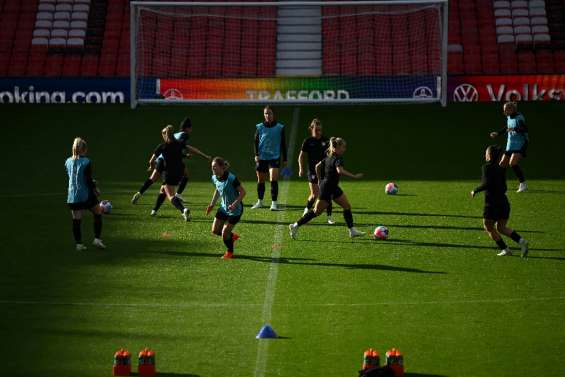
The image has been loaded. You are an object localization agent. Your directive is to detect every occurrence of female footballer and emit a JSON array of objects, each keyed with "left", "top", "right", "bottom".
[
  {"left": 132, "top": 117, "right": 211, "bottom": 206},
  {"left": 489, "top": 101, "right": 529, "bottom": 192},
  {"left": 298, "top": 118, "right": 334, "bottom": 224},
  {"left": 206, "top": 157, "right": 246, "bottom": 259},
  {"left": 289, "top": 137, "right": 365, "bottom": 239},
  {"left": 152, "top": 125, "right": 192, "bottom": 221},
  {"left": 251, "top": 105, "right": 287, "bottom": 211},
  {"left": 65, "top": 137, "right": 106, "bottom": 251},
  {"left": 471, "top": 144, "right": 529, "bottom": 257}
]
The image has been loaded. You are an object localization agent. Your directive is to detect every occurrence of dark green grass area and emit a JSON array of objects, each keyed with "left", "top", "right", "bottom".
[{"left": 1, "top": 103, "right": 564, "bottom": 377}]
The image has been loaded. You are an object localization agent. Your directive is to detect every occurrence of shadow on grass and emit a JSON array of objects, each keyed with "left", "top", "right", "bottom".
[
  {"left": 155, "top": 250, "right": 445, "bottom": 274},
  {"left": 527, "top": 189, "right": 565, "bottom": 195},
  {"left": 131, "top": 373, "right": 199, "bottom": 377},
  {"left": 404, "top": 373, "right": 447, "bottom": 377}
]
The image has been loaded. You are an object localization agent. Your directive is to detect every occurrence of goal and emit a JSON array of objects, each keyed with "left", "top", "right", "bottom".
[{"left": 130, "top": 1, "right": 448, "bottom": 108}]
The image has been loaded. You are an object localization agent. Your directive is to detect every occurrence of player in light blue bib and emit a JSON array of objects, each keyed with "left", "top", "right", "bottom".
[
  {"left": 206, "top": 157, "right": 246, "bottom": 259},
  {"left": 251, "top": 105, "right": 287, "bottom": 211},
  {"left": 490, "top": 102, "right": 529, "bottom": 192},
  {"left": 65, "top": 137, "right": 106, "bottom": 251}
]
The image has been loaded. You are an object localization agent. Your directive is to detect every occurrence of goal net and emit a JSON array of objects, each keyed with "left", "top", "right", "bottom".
[{"left": 130, "top": 1, "right": 448, "bottom": 107}]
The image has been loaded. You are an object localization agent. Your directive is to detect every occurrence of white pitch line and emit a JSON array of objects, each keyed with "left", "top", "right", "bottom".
[
  {"left": 0, "top": 295, "right": 563, "bottom": 309},
  {"left": 254, "top": 107, "right": 301, "bottom": 377}
]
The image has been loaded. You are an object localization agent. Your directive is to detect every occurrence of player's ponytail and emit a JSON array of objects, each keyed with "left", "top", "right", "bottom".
[
  {"left": 71, "top": 137, "right": 87, "bottom": 160},
  {"left": 161, "top": 125, "right": 174, "bottom": 143},
  {"left": 486, "top": 144, "right": 503, "bottom": 163},
  {"left": 328, "top": 137, "right": 346, "bottom": 156},
  {"left": 180, "top": 116, "right": 192, "bottom": 131},
  {"left": 212, "top": 156, "right": 230, "bottom": 170},
  {"left": 308, "top": 118, "right": 321, "bottom": 131}
]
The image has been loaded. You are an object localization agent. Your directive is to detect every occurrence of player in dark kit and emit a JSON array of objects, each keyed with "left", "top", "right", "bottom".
[
  {"left": 471, "top": 144, "right": 529, "bottom": 257},
  {"left": 206, "top": 157, "right": 246, "bottom": 260},
  {"left": 131, "top": 117, "right": 211, "bottom": 207},
  {"left": 151, "top": 125, "right": 192, "bottom": 221},
  {"left": 251, "top": 105, "right": 287, "bottom": 211},
  {"left": 298, "top": 118, "right": 334, "bottom": 224},
  {"left": 289, "top": 137, "right": 365, "bottom": 239},
  {"left": 65, "top": 137, "right": 106, "bottom": 251},
  {"left": 489, "top": 101, "right": 529, "bottom": 192}
]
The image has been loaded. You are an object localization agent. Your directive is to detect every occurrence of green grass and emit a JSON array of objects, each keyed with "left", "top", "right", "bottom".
[{"left": 1, "top": 103, "right": 564, "bottom": 377}]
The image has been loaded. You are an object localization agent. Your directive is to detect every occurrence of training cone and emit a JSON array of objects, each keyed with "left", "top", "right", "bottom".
[{"left": 256, "top": 324, "right": 278, "bottom": 339}]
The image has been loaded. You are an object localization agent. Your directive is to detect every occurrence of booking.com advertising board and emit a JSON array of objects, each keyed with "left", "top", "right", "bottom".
[{"left": 1, "top": 75, "right": 565, "bottom": 104}]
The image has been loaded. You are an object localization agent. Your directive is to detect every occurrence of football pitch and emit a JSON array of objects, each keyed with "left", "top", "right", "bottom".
[{"left": 1, "top": 102, "right": 564, "bottom": 377}]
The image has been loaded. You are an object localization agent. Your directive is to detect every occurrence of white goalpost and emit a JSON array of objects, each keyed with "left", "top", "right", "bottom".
[{"left": 130, "top": 0, "right": 448, "bottom": 108}]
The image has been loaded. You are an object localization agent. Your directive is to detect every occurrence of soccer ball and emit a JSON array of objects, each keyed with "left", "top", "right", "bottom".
[
  {"left": 373, "top": 225, "right": 389, "bottom": 240},
  {"left": 385, "top": 182, "right": 398, "bottom": 195},
  {"left": 100, "top": 200, "right": 112, "bottom": 214}
]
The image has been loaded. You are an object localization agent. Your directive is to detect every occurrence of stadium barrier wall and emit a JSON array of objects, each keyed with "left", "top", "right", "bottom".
[{"left": 1, "top": 75, "right": 564, "bottom": 104}]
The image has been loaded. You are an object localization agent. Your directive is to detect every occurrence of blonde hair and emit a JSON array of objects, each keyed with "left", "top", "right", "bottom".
[
  {"left": 328, "top": 137, "right": 346, "bottom": 156},
  {"left": 309, "top": 118, "right": 322, "bottom": 131},
  {"left": 161, "top": 125, "right": 174, "bottom": 143},
  {"left": 212, "top": 156, "right": 230, "bottom": 170},
  {"left": 72, "top": 137, "right": 87, "bottom": 160},
  {"left": 504, "top": 101, "right": 517, "bottom": 113}
]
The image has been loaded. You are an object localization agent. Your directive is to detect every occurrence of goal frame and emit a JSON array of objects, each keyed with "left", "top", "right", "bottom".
[{"left": 130, "top": 0, "right": 449, "bottom": 108}]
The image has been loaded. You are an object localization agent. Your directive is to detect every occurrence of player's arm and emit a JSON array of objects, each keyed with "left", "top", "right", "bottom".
[
  {"left": 186, "top": 145, "right": 211, "bottom": 161},
  {"left": 206, "top": 189, "right": 220, "bottom": 215},
  {"left": 254, "top": 128, "right": 260, "bottom": 162},
  {"left": 228, "top": 181, "right": 246, "bottom": 212},
  {"left": 315, "top": 161, "right": 323, "bottom": 183},
  {"left": 471, "top": 165, "right": 488, "bottom": 197},
  {"left": 280, "top": 126, "right": 288, "bottom": 165},
  {"left": 84, "top": 161, "right": 100, "bottom": 196},
  {"left": 514, "top": 118, "right": 527, "bottom": 133},
  {"left": 336, "top": 166, "right": 363, "bottom": 179},
  {"left": 147, "top": 154, "right": 156, "bottom": 171},
  {"left": 298, "top": 150, "right": 306, "bottom": 177},
  {"left": 490, "top": 125, "right": 508, "bottom": 138}
]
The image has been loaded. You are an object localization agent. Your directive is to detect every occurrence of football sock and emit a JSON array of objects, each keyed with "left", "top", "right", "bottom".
[
  {"left": 171, "top": 196, "right": 185, "bottom": 212},
  {"left": 223, "top": 234, "right": 234, "bottom": 252},
  {"left": 306, "top": 198, "right": 315, "bottom": 210},
  {"left": 327, "top": 201, "right": 333, "bottom": 216},
  {"left": 512, "top": 165, "right": 526, "bottom": 183},
  {"left": 139, "top": 179, "right": 153, "bottom": 195},
  {"left": 177, "top": 176, "right": 189, "bottom": 194},
  {"left": 297, "top": 210, "right": 318, "bottom": 226},
  {"left": 154, "top": 193, "right": 167, "bottom": 211},
  {"left": 72, "top": 219, "right": 82, "bottom": 243},
  {"left": 257, "top": 182, "right": 265, "bottom": 200},
  {"left": 510, "top": 231, "right": 523, "bottom": 244},
  {"left": 93, "top": 214, "right": 102, "bottom": 239},
  {"left": 271, "top": 181, "right": 279, "bottom": 201},
  {"left": 496, "top": 238, "right": 508, "bottom": 250},
  {"left": 343, "top": 209, "right": 354, "bottom": 228}
]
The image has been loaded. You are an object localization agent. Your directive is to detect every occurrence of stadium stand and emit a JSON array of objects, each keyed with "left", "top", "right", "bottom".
[{"left": 0, "top": 0, "right": 564, "bottom": 77}]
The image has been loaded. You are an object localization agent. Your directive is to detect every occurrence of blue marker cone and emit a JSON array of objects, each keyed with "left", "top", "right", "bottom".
[{"left": 256, "top": 324, "right": 278, "bottom": 339}]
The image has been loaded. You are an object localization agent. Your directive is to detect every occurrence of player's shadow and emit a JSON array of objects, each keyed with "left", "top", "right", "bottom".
[
  {"left": 404, "top": 373, "right": 447, "bottom": 377},
  {"left": 354, "top": 210, "right": 483, "bottom": 219},
  {"left": 131, "top": 373, "right": 199, "bottom": 377},
  {"left": 361, "top": 223, "right": 544, "bottom": 234},
  {"left": 527, "top": 189, "right": 565, "bottom": 195}
]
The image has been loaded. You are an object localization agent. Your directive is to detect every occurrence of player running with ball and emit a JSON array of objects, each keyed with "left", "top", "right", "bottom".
[
  {"left": 489, "top": 101, "right": 529, "bottom": 192},
  {"left": 65, "top": 137, "right": 106, "bottom": 251},
  {"left": 471, "top": 145, "right": 529, "bottom": 257},
  {"left": 298, "top": 118, "right": 334, "bottom": 224},
  {"left": 251, "top": 106, "right": 287, "bottom": 211},
  {"left": 289, "top": 137, "right": 365, "bottom": 239},
  {"left": 206, "top": 157, "right": 246, "bottom": 259}
]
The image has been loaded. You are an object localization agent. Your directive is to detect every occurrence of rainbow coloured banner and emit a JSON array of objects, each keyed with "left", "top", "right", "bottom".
[{"left": 156, "top": 76, "right": 440, "bottom": 101}]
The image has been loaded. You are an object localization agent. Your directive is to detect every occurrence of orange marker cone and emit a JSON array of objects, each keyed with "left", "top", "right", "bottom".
[{"left": 112, "top": 349, "right": 131, "bottom": 376}]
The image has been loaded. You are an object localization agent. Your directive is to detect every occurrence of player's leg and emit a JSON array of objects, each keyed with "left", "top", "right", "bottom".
[
  {"left": 71, "top": 209, "right": 86, "bottom": 251},
  {"left": 510, "top": 152, "right": 527, "bottom": 192},
  {"left": 252, "top": 164, "right": 268, "bottom": 208},
  {"left": 151, "top": 185, "right": 167, "bottom": 216},
  {"left": 176, "top": 167, "right": 189, "bottom": 197},
  {"left": 333, "top": 192, "right": 364, "bottom": 237},
  {"left": 89, "top": 203, "right": 106, "bottom": 249},
  {"left": 483, "top": 219, "right": 510, "bottom": 256},
  {"left": 499, "top": 153, "right": 510, "bottom": 168},
  {"left": 289, "top": 199, "right": 328, "bottom": 239},
  {"left": 221, "top": 222, "right": 237, "bottom": 259},
  {"left": 496, "top": 219, "right": 528, "bottom": 258},
  {"left": 132, "top": 168, "right": 161, "bottom": 204},
  {"left": 165, "top": 184, "right": 190, "bottom": 220},
  {"left": 269, "top": 166, "right": 280, "bottom": 210},
  {"left": 211, "top": 216, "right": 226, "bottom": 237},
  {"left": 304, "top": 182, "right": 318, "bottom": 215}
]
